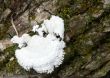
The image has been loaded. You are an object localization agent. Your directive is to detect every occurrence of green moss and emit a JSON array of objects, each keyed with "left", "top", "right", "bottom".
[
  {"left": 0, "top": 45, "right": 27, "bottom": 74},
  {"left": 58, "top": 7, "right": 73, "bottom": 20},
  {"left": 57, "top": 7, "right": 72, "bottom": 32},
  {"left": 4, "top": 44, "right": 18, "bottom": 56},
  {"left": 5, "top": 59, "right": 26, "bottom": 74},
  {"left": 6, "top": 59, "right": 17, "bottom": 73},
  {"left": 56, "top": 0, "right": 75, "bottom": 32},
  {"left": 87, "top": 4, "right": 103, "bottom": 17},
  {"left": 0, "top": 45, "right": 18, "bottom": 71},
  {"left": 73, "top": 34, "right": 94, "bottom": 55}
]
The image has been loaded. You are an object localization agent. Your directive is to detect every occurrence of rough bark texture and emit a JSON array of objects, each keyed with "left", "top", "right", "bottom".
[{"left": 0, "top": 0, "right": 110, "bottom": 78}]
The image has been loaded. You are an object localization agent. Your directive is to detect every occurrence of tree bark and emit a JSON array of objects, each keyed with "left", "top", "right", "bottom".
[{"left": 0, "top": 0, "right": 110, "bottom": 78}]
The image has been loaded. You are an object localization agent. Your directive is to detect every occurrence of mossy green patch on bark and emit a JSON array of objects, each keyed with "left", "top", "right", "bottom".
[
  {"left": 0, "top": 45, "right": 17, "bottom": 71},
  {"left": 5, "top": 58, "right": 26, "bottom": 75},
  {"left": 0, "top": 44, "right": 27, "bottom": 75}
]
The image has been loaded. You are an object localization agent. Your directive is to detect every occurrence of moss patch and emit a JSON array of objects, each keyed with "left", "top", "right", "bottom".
[{"left": 5, "top": 58, "right": 26, "bottom": 74}]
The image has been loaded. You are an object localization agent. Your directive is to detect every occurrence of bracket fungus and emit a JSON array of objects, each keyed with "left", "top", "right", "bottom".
[{"left": 11, "top": 15, "right": 65, "bottom": 73}]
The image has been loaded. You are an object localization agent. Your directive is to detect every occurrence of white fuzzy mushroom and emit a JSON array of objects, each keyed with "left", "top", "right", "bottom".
[
  {"left": 11, "top": 34, "right": 31, "bottom": 48},
  {"left": 42, "top": 15, "right": 64, "bottom": 39},
  {"left": 11, "top": 15, "right": 65, "bottom": 73},
  {"left": 33, "top": 15, "right": 64, "bottom": 39}
]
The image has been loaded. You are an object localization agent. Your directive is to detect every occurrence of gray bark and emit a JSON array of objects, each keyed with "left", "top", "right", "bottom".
[{"left": 0, "top": 0, "right": 110, "bottom": 78}]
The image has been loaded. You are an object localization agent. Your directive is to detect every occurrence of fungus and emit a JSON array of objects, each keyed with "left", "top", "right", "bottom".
[{"left": 11, "top": 15, "right": 65, "bottom": 73}]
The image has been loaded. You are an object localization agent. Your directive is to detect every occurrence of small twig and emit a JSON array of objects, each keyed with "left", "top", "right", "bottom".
[{"left": 11, "top": 17, "right": 19, "bottom": 36}]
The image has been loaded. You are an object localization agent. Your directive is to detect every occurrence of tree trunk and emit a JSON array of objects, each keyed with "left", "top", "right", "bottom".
[{"left": 0, "top": 0, "right": 110, "bottom": 78}]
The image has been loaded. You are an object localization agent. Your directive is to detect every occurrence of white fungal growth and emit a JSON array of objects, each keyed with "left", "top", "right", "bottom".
[
  {"left": 33, "top": 15, "right": 64, "bottom": 38},
  {"left": 32, "top": 25, "right": 39, "bottom": 32},
  {"left": 11, "top": 34, "right": 31, "bottom": 48},
  {"left": 41, "top": 15, "right": 64, "bottom": 39},
  {"left": 11, "top": 15, "right": 65, "bottom": 73}
]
